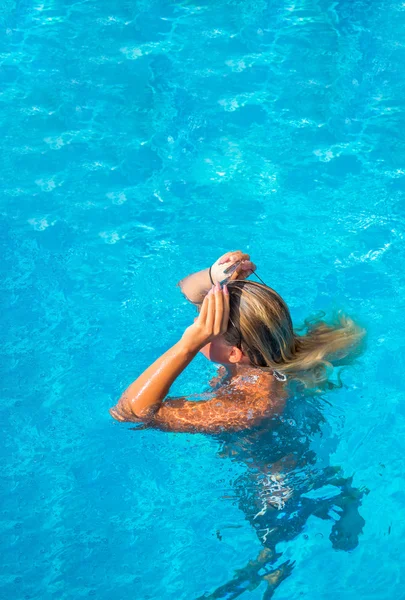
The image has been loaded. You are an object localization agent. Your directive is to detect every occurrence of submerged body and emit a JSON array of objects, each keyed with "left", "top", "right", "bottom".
[
  {"left": 111, "top": 363, "right": 366, "bottom": 598},
  {"left": 111, "top": 250, "right": 365, "bottom": 598},
  {"left": 200, "top": 393, "right": 367, "bottom": 599}
]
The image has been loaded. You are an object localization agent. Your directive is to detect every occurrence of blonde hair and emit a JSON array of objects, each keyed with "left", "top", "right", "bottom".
[{"left": 225, "top": 280, "right": 365, "bottom": 391}]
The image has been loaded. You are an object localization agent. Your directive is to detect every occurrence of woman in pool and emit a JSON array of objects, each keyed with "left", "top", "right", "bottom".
[
  {"left": 111, "top": 250, "right": 366, "bottom": 598},
  {"left": 110, "top": 250, "right": 363, "bottom": 431}
]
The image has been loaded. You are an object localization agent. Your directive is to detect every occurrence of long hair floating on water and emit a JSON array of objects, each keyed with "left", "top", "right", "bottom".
[{"left": 224, "top": 280, "right": 365, "bottom": 391}]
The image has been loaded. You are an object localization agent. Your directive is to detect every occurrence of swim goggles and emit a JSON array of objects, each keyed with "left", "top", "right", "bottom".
[{"left": 220, "top": 259, "right": 267, "bottom": 286}]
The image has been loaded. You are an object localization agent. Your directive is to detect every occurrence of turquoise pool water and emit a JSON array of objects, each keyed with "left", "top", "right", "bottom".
[{"left": 2, "top": 0, "right": 405, "bottom": 598}]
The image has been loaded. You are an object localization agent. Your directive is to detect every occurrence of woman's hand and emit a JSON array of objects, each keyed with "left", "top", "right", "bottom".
[
  {"left": 210, "top": 250, "right": 256, "bottom": 285},
  {"left": 181, "top": 283, "right": 230, "bottom": 352},
  {"left": 178, "top": 249, "right": 256, "bottom": 305}
]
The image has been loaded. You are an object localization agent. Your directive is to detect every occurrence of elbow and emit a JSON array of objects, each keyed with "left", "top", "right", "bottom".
[
  {"left": 109, "top": 406, "right": 129, "bottom": 422},
  {"left": 109, "top": 401, "right": 157, "bottom": 424},
  {"left": 109, "top": 394, "right": 138, "bottom": 422},
  {"left": 109, "top": 397, "right": 136, "bottom": 422}
]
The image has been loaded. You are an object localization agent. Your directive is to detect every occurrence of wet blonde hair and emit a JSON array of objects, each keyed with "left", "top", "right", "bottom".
[{"left": 225, "top": 280, "right": 365, "bottom": 391}]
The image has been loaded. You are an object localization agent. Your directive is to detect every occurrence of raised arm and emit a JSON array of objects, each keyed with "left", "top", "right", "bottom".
[
  {"left": 179, "top": 250, "right": 256, "bottom": 304},
  {"left": 110, "top": 283, "right": 230, "bottom": 422}
]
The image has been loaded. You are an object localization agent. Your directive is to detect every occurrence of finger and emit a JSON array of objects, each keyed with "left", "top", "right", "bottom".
[
  {"left": 235, "top": 262, "right": 256, "bottom": 280},
  {"left": 198, "top": 290, "right": 210, "bottom": 322},
  {"left": 229, "top": 260, "right": 256, "bottom": 281},
  {"left": 221, "top": 286, "right": 230, "bottom": 332},
  {"left": 219, "top": 250, "right": 249, "bottom": 265},
  {"left": 205, "top": 286, "right": 215, "bottom": 331},
  {"left": 240, "top": 261, "right": 256, "bottom": 272},
  {"left": 218, "top": 250, "right": 239, "bottom": 265},
  {"left": 218, "top": 253, "right": 232, "bottom": 265},
  {"left": 230, "top": 251, "right": 250, "bottom": 262},
  {"left": 214, "top": 283, "right": 224, "bottom": 334},
  {"left": 228, "top": 263, "right": 247, "bottom": 280}
]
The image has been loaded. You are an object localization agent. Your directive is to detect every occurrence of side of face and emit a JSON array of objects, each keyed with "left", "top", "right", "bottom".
[{"left": 199, "top": 335, "right": 246, "bottom": 365}]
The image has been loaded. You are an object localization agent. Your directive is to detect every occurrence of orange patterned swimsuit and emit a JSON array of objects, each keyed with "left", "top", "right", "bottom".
[{"left": 110, "top": 368, "right": 287, "bottom": 434}]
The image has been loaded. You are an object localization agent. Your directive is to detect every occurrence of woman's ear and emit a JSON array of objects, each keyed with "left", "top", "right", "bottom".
[{"left": 228, "top": 346, "right": 245, "bottom": 364}]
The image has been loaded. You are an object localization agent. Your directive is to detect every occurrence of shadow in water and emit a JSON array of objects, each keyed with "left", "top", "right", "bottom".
[{"left": 196, "top": 393, "right": 368, "bottom": 599}]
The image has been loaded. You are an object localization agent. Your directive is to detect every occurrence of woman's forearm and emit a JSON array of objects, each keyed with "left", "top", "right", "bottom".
[
  {"left": 110, "top": 339, "right": 199, "bottom": 421},
  {"left": 178, "top": 268, "right": 211, "bottom": 304}
]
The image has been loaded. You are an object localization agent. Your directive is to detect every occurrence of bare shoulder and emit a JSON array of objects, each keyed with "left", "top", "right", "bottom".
[
  {"left": 224, "top": 367, "right": 283, "bottom": 396},
  {"left": 118, "top": 367, "right": 286, "bottom": 433},
  {"left": 213, "top": 368, "right": 287, "bottom": 418}
]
